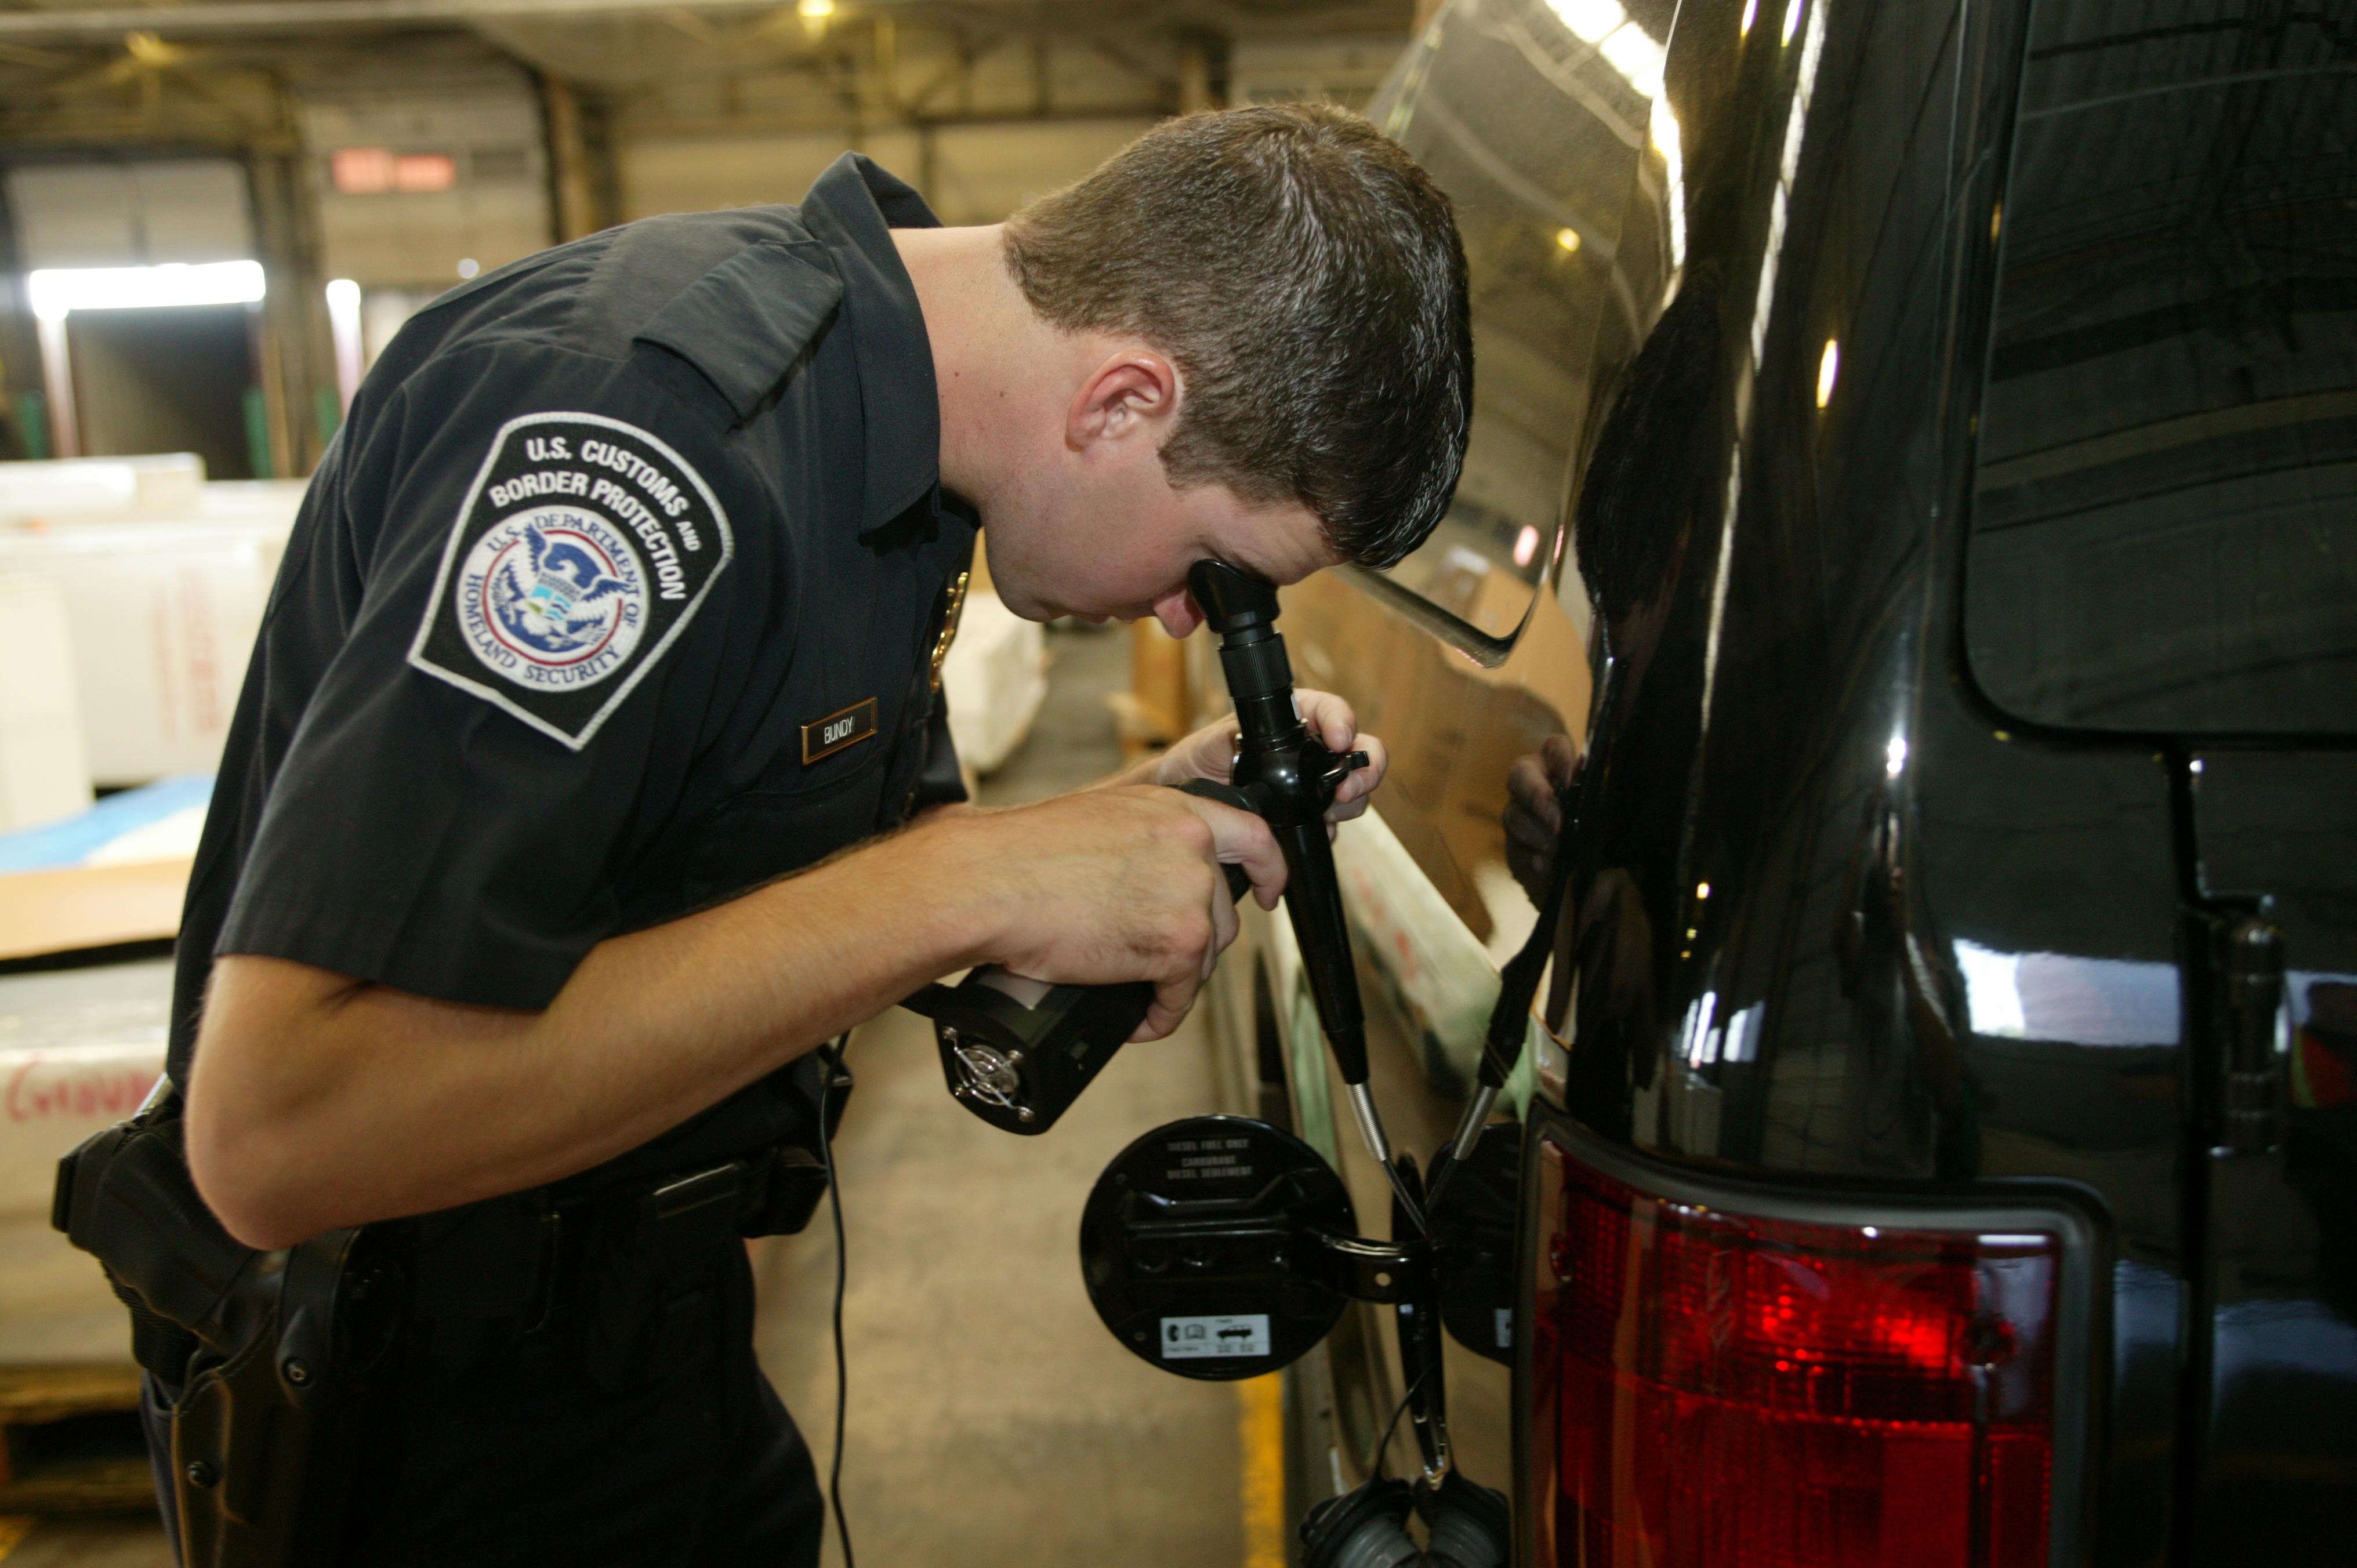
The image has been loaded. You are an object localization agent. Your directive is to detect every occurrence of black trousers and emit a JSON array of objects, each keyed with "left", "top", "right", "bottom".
[{"left": 143, "top": 1244, "right": 824, "bottom": 1567}]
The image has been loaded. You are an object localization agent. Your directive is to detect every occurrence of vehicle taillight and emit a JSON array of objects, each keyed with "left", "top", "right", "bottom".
[{"left": 1529, "top": 1134, "right": 2059, "bottom": 1568}]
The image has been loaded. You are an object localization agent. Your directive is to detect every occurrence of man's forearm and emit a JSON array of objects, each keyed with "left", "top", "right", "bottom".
[{"left": 187, "top": 824, "right": 983, "bottom": 1250}]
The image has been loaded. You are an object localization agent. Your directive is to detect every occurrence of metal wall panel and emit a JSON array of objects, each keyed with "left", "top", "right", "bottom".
[{"left": 5, "top": 159, "right": 252, "bottom": 269}]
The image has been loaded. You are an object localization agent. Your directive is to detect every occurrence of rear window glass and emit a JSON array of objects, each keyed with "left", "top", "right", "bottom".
[
  {"left": 1365, "top": 0, "right": 1675, "bottom": 648},
  {"left": 1964, "top": 2, "right": 2357, "bottom": 734}
]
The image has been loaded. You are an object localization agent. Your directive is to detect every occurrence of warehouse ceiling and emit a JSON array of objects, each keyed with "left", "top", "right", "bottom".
[
  {"left": 0, "top": 0, "right": 1416, "bottom": 154},
  {"left": 0, "top": 0, "right": 1417, "bottom": 478}
]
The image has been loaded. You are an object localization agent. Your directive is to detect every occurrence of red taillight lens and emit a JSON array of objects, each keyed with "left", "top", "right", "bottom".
[{"left": 1531, "top": 1135, "right": 2058, "bottom": 1568}]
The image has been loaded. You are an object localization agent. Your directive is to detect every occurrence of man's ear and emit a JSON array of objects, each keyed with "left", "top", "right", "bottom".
[{"left": 1067, "top": 350, "right": 1180, "bottom": 454}]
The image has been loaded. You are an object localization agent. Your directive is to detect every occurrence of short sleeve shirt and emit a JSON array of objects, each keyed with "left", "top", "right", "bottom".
[{"left": 170, "top": 154, "right": 974, "bottom": 1180}]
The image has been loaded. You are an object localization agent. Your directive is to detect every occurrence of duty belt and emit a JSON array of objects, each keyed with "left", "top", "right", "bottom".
[{"left": 402, "top": 1141, "right": 833, "bottom": 1398}]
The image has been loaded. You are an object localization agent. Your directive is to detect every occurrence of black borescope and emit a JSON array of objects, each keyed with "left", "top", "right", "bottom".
[
  {"left": 905, "top": 561, "right": 1521, "bottom": 1563},
  {"left": 906, "top": 561, "right": 1393, "bottom": 1156}
]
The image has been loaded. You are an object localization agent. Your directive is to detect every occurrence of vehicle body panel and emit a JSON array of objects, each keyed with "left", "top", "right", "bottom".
[{"left": 1200, "top": 0, "right": 2354, "bottom": 1560}]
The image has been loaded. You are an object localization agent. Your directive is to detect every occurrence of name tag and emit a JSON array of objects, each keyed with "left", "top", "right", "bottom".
[{"left": 802, "top": 698, "right": 878, "bottom": 764}]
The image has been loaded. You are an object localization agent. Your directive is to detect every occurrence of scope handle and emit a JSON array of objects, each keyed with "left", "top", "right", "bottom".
[
  {"left": 912, "top": 777, "right": 1297, "bottom": 1133},
  {"left": 918, "top": 560, "right": 1372, "bottom": 1136}
]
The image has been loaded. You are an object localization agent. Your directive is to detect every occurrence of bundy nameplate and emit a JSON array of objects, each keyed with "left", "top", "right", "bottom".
[{"left": 802, "top": 698, "right": 879, "bottom": 763}]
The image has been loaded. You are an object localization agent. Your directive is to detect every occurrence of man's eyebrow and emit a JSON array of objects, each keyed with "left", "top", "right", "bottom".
[{"left": 1217, "top": 545, "right": 1326, "bottom": 586}]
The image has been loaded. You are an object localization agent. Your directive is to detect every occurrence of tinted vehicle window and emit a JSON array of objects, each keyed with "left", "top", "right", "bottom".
[
  {"left": 1367, "top": 0, "right": 1676, "bottom": 648},
  {"left": 1965, "top": 1, "right": 2357, "bottom": 734}
]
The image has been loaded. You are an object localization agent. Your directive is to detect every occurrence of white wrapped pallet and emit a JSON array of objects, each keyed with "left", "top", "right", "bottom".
[
  {"left": 940, "top": 590, "right": 1047, "bottom": 775},
  {"left": 0, "top": 484, "right": 300, "bottom": 787},
  {"left": 0, "top": 575, "right": 93, "bottom": 833},
  {"left": 0, "top": 959, "right": 170, "bottom": 1364},
  {"left": 0, "top": 453, "right": 207, "bottom": 525}
]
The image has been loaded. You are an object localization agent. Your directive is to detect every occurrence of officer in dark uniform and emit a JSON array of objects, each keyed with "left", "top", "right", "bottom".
[{"left": 157, "top": 104, "right": 1471, "bottom": 1565}]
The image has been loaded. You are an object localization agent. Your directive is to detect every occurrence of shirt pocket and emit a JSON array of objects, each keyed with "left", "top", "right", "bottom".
[{"left": 678, "top": 736, "right": 893, "bottom": 906}]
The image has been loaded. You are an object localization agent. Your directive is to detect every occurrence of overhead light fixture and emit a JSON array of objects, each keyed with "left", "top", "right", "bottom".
[
  {"left": 457, "top": 257, "right": 480, "bottom": 279},
  {"left": 1555, "top": 227, "right": 1582, "bottom": 253},
  {"left": 797, "top": 0, "right": 833, "bottom": 13},
  {"left": 26, "top": 260, "right": 266, "bottom": 320},
  {"left": 325, "top": 279, "right": 364, "bottom": 413}
]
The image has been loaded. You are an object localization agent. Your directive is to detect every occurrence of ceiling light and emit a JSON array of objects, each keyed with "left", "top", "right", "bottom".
[
  {"left": 26, "top": 260, "right": 265, "bottom": 320},
  {"left": 1555, "top": 227, "right": 1582, "bottom": 253}
]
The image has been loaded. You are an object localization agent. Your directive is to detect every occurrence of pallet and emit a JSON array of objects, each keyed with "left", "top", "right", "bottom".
[
  {"left": 0, "top": 1363, "right": 154, "bottom": 1515},
  {"left": 0, "top": 859, "right": 187, "bottom": 964}
]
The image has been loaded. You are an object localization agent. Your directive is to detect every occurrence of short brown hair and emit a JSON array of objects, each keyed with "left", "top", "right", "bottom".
[{"left": 1002, "top": 103, "right": 1472, "bottom": 568}]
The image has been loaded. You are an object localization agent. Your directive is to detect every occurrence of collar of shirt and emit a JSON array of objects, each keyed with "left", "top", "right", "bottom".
[{"left": 796, "top": 152, "right": 947, "bottom": 535}]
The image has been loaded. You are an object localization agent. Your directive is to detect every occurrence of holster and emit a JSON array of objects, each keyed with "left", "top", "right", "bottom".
[
  {"left": 50, "top": 1054, "right": 851, "bottom": 1554},
  {"left": 52, "top": 1084, "right": 399, "bottom": 1568}
]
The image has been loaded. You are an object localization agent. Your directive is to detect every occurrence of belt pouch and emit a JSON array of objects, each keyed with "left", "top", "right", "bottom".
[
  {"left": 739, "top": 1146, "right": 830, "bottom": 1239},
  {"left": 734, "top": 1050, "right": 851, "bottom": 1239},
  {"left": 400, "top": 1194, "right": 552, "bottom": 1400},
  {"left": 575, "top": 1164, "right": 742, "bottom": 1395}
]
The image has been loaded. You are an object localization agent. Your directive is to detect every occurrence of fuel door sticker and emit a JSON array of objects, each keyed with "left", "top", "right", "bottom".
[{"left": 1161, "top": 1315, "right": 1271, "bottom": 1359}]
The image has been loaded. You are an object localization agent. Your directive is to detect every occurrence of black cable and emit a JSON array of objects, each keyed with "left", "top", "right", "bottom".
[
  {"left": 1371, "top": 1364, "right": 1431, "bottom": 1483},
  {"left": 817, "top": 1036, "right": 855, "bottom": 1568}
]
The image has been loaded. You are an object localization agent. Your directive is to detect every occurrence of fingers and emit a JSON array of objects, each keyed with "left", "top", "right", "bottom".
[
  {"left": 1507, "top": 754, "right": 1563, "bottom": 840},
  {"left": 1542, "top": 733, "right": 1581, "bottom": 790},
  {"left": 1133, "top": 974, "right": 1199, "bottom": 1042},
  {"left": 1163, "top": 790, "right": 1285, "bottom": 910},
  {"left": 1134, "top": 854, "right": 1230, "bottom": 1042},
  {"left": 1208, "top": 861, "right": 1241, "bottom": 968},
  {"left": 1297, "top": 690, "right": 1387, "bottom": 825},
  {"left": 1152, "top": 716, "right": 1241, "bottom": 789},
  {"left": 1297, "top": 688, "right": 1359, "bottom": 752},
  {"left": 1328, "top": 731, "right": 1387, "bottom": 822}
]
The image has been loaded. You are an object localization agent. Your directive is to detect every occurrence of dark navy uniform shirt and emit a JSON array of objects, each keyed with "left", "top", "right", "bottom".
[{"left": 170, "top": 154, "right": 974, "bottom": 1184}]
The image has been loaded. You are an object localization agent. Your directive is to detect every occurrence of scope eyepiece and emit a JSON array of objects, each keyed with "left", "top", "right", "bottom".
[{"left": 1187, "top": 560, "right": 1281, "bottom": 639}]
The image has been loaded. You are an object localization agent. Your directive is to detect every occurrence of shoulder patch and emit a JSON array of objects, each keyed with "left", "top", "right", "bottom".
[{"left": 407, "top": 412, "right": 734, "bottom": 749}]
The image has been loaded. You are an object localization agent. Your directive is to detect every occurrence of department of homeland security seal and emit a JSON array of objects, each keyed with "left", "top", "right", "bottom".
[
  {"left": 462, "top": 508, "right": 646, "bottom": 685},
  {"left": 408, "top": 411, "right": 733, "bottom": 749}
]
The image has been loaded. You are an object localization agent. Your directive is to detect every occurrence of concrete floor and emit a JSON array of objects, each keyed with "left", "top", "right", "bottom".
[
  {"left": 0, "top": 1519, "right": 162, "bottom": 1568},
  {"left": 9, "top": 622, "right": 1252, "bottom": 1567},
  {"left": 755, "top": 619, "right": 1250, "bottom": 1568}
]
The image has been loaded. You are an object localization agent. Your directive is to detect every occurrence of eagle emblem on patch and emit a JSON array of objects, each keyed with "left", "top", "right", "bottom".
[{"left": 408, "top": 412, "right": 733, "bottom": 749}]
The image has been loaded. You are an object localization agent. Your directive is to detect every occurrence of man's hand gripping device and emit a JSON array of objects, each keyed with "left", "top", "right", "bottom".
[
  {"left": 909, "top": 562, "right": 1520, "bottom": 1562},
  {"left": 906, "top": 562, "right": 1415, "bottom": 1209}
]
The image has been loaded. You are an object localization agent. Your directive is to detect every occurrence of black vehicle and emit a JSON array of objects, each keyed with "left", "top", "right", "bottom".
[{"left": 1198, "top": 0, "right": 2357, "bottom": 1563}]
